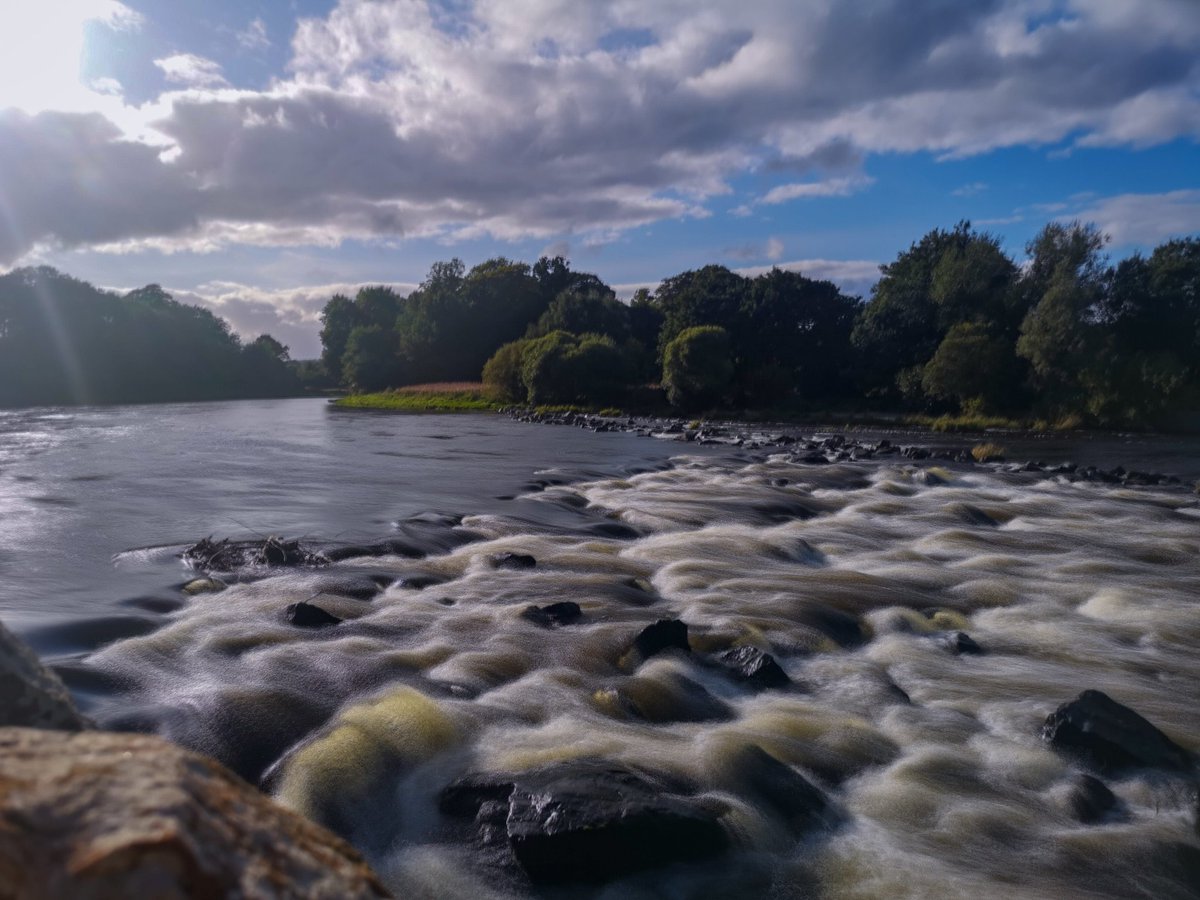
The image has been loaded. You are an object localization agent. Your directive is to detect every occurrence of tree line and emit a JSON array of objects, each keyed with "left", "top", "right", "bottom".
[
  {"left": 0, "top": 267, "right": 300, "bottom": 408},
  {"left": 319, "top": 221, "right": 1200, "bottom": 426}
]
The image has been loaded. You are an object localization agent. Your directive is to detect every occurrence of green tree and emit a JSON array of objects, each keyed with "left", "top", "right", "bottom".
[
  {"left": 342, "top": 325, "right": 400, "bottom": 392},
  {"left": 482, "top": 339, "right": 531, "bottom": 402},
  {"left": 920, "top": 322, "right": 1023, "bottom": 411},
  {"left": 662, "top": 325, "right": 734, "bottom": 410}
]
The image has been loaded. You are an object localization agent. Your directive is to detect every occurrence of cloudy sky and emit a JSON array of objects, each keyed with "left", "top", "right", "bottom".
[{"left": 1, "top": 0, "right": 1198, "bottom": 357}]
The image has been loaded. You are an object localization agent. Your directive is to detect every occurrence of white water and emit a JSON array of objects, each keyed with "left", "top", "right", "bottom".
[{"left": 72, "top": 445, "right": 1200, "bottom": 898}]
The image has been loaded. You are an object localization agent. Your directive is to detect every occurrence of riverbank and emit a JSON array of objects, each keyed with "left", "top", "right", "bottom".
[{"left": 332, "top": 383, "right": 498, "bottom": 412}]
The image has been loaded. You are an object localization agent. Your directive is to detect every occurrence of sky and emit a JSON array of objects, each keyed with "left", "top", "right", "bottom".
[{"left": 0, "top": 0, "right": 1198, "bottom": 358}]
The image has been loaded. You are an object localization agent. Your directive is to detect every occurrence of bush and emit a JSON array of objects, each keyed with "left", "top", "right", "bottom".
[
  {"left": 482, "top": 339, "right": 530, "bottom": 402},
  {"left": 661, "top": 326, "right": 733, "bottom": 410},
  {"left": 519, "top": 331, "right": 631, "bottom": 406}
]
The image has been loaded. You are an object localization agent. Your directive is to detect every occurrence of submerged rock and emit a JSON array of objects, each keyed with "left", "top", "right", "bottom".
[
  {"left": 945, "top": 631, "right": 984, "bottom": 655},
  {"left": 0, "top": 620, "right": 89, "bottom": 731},
  {"left": 440, "top": 759, "right": 728, "bottom": 884},
  {"left": 1067, "top": 774, "right": 1118, "bottom": 824},
  {"left": 722, "top": 745, "right": 831, "bottom": 835},
  {"left": 520, "top": 601, "right": 582, "bottom": 627},
  {"left": 715, "top": 646, "right": 791, "bottom": 690},
  {"left": 286, "top": 601, "right": 343, "bottom": 627},
  {"left": 181, "top": 576, "right": 226, "bottom": 595},
  {"left": 491, "top": 552, "right": 537, "bottom": 570},
  {"left": 1042, "top": 689, "right": 1193, "bottom": 774},
  {"left": 0, "top": 728, "right": 389, "bottom": 898},
  {"left": 631, "top": 618, "right": 690, "bottom": 661},
  {"left": 184, "top": 536, "right": 327, "bottom": 571}
]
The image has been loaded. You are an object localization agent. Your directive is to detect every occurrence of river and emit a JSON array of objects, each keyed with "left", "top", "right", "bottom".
[{"left": 1, "top": 398, "right": 1198, "bottom": 898}]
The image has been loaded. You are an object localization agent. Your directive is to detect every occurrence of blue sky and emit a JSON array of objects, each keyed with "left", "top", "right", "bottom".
[{"left": 1, "top": 0, "right": 1198, "bottom": 356}]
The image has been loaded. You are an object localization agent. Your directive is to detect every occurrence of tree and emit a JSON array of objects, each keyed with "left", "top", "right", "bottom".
[
  {"left": 662, "top": 325, "right": 734, "bottom": 410},
  {"left": 319, "top": 294, "right": 357, "bottom": 386},
  {"left": 342, "top": 325, "right": 400, "bottom": 392},
  {"left": 920, "top": 322, "right": 1023, "bottom": 412},
  {"left": 530, "top": 285, "right": 629, "bottom": 341},
  {"left": 482, "top": 339, "right": 531, "bottom": 402}
]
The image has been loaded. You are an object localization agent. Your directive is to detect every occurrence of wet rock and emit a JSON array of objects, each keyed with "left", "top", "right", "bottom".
[
  {"left": 0, "top": 728, "right": 389, "bottom": 898},
  {"left": 491, "top": 552, "right": 537, "bottom": 570},
  {"left": 715, "top": 646, "right": 791, "bottom": 690},
  {"left": 440, "top": 760, "right": 728, "bottom": 884},
  {"left": 724, "top": 745, "right": 831, "bottom": 835},
  {"left": 312, "top": 574, "right": 391, "bottom": 599},
  {"left": 181, "top": 576, "right": 226, "bottom": 595},
  {"left": 520, "top": 601, "right": 582, "bottom": 627},
  {"left": 395, "top": 575, "right": 444, "bottom": 590},
  {"left": 946, "top": 631, "right": 984, "bottom": 655},
  {"left": 0, "top": 621, "right": 89, "bottom": 730},
  {"left": 601, "top": 671, "right": 732, "bottom": 724},
  {"left": 794, "top": 604, "right": 866, "bottom": 649},
  {"left": 632, "top": 618, "right": 690, "bottom": 660},
  {"left": 1042, "top": 689, "right": 1193, "bottom": 774},
  {"left": 285, "top": 601, "right": 343, "bottom": 628},
  {"left": 1068, "top": 774, "right": 1117, "bottom": 823},
  {"left": 323, "top": 538, "right": 424, "bottom": 562}
]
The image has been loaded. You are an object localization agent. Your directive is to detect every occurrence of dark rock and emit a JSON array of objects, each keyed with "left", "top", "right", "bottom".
[
  {"left": 794, "top": 604, "right": 866, "bottom": 648},
  {"left": 520, "top": 602, "right": 582, "bottom": 627},
  {"left": 0, "top": 621, "right": 90, "bottom": 730},
  {"left": 946, "top": 632, "right": 984, "bottom": 655},
  {"left": 322, "top": 539, "right": 424, "bottom": 562},
  {"left": 584, "top": 521, "right": 641, "bottom": 540},
  {"left": 725, "top": 745, "right": 830, "bottom": 835},
  {"left": 396, "top": 575, "right": 444, "bottom": 590},
  {"left": 184, "top": 536, "right": 328, "bottom": 571},
  {"left": 606, "top": 672, "right": 732, "bottom": 724},
  {"left": 800, "top": 453, "right": 830, "bottom": 464},
  {"left": 285, "top": 602, "right": 342, "bottom": 628},
  {"left": 1068, "top": 774, "right": 1117, "bottom": 823},
  {"left": 716, "top": 646, "right": 791, "bottom": 690},
  {"left": 491, "top": 552, "right": 537, "bottom": 570},
  {"left": 632, "top": 619, "right": 690, "bottom": 660},
  {"left": 441, "top": 760, "right": 728, "bottom": 884},
  {"left": 1042, "top": 689, "right": 1193, "bottom": 774}
]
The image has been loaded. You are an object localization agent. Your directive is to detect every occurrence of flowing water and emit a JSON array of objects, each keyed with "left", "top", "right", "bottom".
[{"left": 2, "top": 399, "right": 1198, "bottom": 898}]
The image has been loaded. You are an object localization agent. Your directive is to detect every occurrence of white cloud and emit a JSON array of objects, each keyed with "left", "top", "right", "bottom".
[
  {"left": 952, "top": 181, "right": 989, "bottom": 197},
  {"left": 1064, "top": 189, "right": 1200, "bottom": 247},
  {"left": 2, "top": 0, "right": 1199, "bottom": 264},
  {"left": 154, "top": 54, "right": 230, "bottom": 88},
  {"left": 237, "top": 17, "right": 271, "bottom": 51},
  {"left": 760, "top": 176, "right": 875, "bottom": 205},
  {"left": 765, "top": 237, "right": 784, "bottom": 260}
]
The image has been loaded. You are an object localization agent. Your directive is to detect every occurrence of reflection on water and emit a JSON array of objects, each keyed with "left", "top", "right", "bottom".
[{"left": 2, "top": 400, "right": 1199, "bottom": 897}]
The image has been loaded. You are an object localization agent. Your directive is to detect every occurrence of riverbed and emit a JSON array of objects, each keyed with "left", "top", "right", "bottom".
[{"left": 1, "top": 399, "right": 1198, "bottom": 898}]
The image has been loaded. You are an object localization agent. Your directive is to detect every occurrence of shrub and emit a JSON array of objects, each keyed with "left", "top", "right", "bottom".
[{"left": 482, "top": 339, "right": 531, "bottom": 402}]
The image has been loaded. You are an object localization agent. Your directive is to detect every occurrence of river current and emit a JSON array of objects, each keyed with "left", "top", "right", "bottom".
[{"left": 1, "top": 399, "right": 1198, "bottom": 898}]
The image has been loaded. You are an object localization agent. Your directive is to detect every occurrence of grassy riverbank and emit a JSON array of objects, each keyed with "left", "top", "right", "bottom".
[{"left": 332, "top": 382, "right": 499, "bottom": 412}]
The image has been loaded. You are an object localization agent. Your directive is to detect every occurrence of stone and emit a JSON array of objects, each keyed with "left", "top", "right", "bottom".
[
  {"left": 631, "top": 618, "right": 690, "bottom": 660},
  {"left": 491, "top": 552, "right": 537, "bottom": 570},
  {"left": 0, "top": 620, "right": 89, "bottom": 731},
  {"left": 1067, "top": 774, "right": 1117, "bottom": 824},
  {"left": 715, "top": 646, "right": 791, "bottom": 690},
  {"left": 723, "top": 745, "right": 830, "bottom": 835},
  {"left": 440, "top": 760, "right": 728, "bottom": 884},
  {"left": 0, "top": 728, "right": 389, "bottom": 899},
  {"left": 946, "top": 632, "right": 984, "bottom": 655},
  {"left": 181, "top": 577, "right": 226, "bottom": 595},
  {"left": 520, "top": 602, "right": 582, "bottom": 627},
  {"left": 1042, "top": 689, "right": 1193, "bottom": 774},
  {"left": 285, "top": 601, "right": 342, "bottom": 627}
]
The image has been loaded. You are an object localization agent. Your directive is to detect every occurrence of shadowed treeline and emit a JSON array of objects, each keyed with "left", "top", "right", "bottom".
[
  {"left": 319, "top": 221, "right": 1200, "bottom": 427},
  {"left": 0, "top": 267, "right": 300, "bottom": 408}
]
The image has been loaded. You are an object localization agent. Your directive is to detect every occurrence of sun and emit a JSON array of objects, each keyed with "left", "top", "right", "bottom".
[{"left": 0, "top": 0, "right": 138, "bottom": 115}]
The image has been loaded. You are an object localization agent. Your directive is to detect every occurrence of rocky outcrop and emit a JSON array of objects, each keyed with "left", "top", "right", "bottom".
[
  {"left": 0, "top": 728, "right": 390, "bottom": 899},
  {"left": 0, "top": 620, "right": 89, "bottom": 731},
  {"left": 1043, "top": 689, "right": 1193, "bottom": 774},
  {"left": 439, "top": 759, "right": 728, "bottom": 884}
]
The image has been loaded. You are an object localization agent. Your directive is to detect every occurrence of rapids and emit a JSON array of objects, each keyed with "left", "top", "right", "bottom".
[{"left": 2, "top": 400, "right": 1198, "bottom": 897}]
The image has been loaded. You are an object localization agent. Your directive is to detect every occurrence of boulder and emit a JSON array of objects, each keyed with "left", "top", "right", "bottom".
[
  {"left": 0, "top": 728, "right": 389, "bottom": 898},
  {"left": 715, "top": 646, "right": 791, "bottom": 690},
  {"left": 286, "top": 601, "right": 343, "bottom": 627},
  {"left": 440, "top": 760, "right": 728, "bottom": 884},
  {"left": 631, "top": 619, "right": 690, "bottom": 661},
  {"left": 491, "top": 552, "right": 537, "bottom": 570},
  {"left": 1042, "top": 689, "right": 1193, "bottom": 774},
  {"left": 945, "top": 632, "right": 984, "bottom": 655},
  {"left": 520, "top": 602, "right": 582, "bottom": 627},
  {"left": 0, "top": 620, "right": 89, "bottom": 730}
]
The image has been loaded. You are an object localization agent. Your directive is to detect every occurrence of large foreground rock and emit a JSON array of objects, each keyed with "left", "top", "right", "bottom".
[
  {"left": 0, "top": 728, "right": 389, "bottom": 899},
  {"left": 0, "top": 620, "right": 89, "bottom": 730},
  {"left": 1043, "top": 689, "right": 1193, "bottom": 775}
]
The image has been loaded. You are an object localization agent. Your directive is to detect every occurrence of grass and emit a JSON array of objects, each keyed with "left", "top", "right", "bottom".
[
  {"left": 971, "top": 442, "right": 1008, "bottom": 462},
  {"left": 333, "top": 382, "right": 500, "bottom": 412}
]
